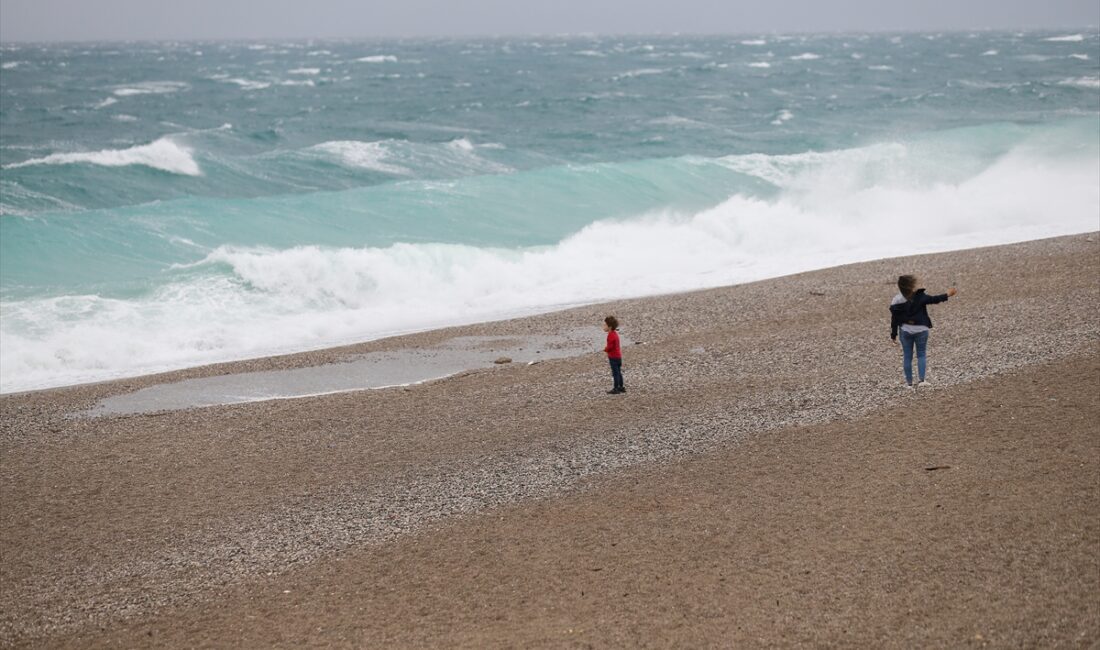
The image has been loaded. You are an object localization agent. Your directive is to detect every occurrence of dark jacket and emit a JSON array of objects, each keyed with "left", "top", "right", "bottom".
[{"left": 890, "top": 289, "right": 949, "bottom": 340}]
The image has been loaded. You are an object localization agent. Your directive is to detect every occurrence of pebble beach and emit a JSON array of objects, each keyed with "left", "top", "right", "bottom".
[{"left": 1, "top": 233, "right": 1098, "bottom": 647}]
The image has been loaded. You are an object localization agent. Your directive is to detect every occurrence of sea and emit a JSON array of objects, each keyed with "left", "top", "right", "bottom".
[{"left": 1, "top": 31, "right": 1098, "bottom": 393}]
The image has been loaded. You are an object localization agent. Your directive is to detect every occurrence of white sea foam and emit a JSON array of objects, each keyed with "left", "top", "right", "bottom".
[
  {"left": 447, "top": 137, "right": 476, "bottom": 151},
  {"left": 741, "top": 39, "right": 766, "bottom": 46},
  {"left": 222, "top": 78, "right": 271, "bottom": 90},
  {"left": 747, "top": 61, "right": 771, "bottom": 68},
  {"left": 1059, "top": 77, "right": 1100, "bottom": 89},
  {"left": 358, "top": 55, "right": 397, "bottom": 63},
  {"left": 790, "top": 53, "right": 821, "bottom": 60},
  {"left": 312, "top": 140, "right": 410, "bottom": 175},
  {"left": 613, "top": 68, "right": 667, "bottom": 80},
  {"left": 649, "top": 115, "right": 708, "bottom": 128},
  {"left": 1045, "top": 34, "right": 1085, "bottom": 42},
  {"left": 2, "top": 61, "right": 25, "bottom": 69},
  {"left": 770, "top": 109, "right": 794, "bottom": 125},
  {"left": 1069, "top": 54, "right": 1090, "bottom": 60},
  {"left": 981, "top": 49, "right": 999, "bottom": 56},
  {"left": 6, "top": 133, "right": 1095, "bottom": 393},
  {"left": 112, "top": 114, "right": 138, "bottom": 122},
  {"left": 112, "top": 81, "right": 188, "bottom": 96},
  {"left": 868, "top": 65, "right": 894, "bottom": 71},
  {"left": 93, "top": 97, "right": 119, "bottom": 109},
  {"left": 288, "top": 67, "right": 321, "bottom": 75},
  {"left": 955, "top": 79, "right": 1023, "bottom": 90},
  {"left": 313, "top": 136, "right": 512, "bottom": 176},
  {"left": 3, "top": 137, "right": 201, "bottom": 175}
]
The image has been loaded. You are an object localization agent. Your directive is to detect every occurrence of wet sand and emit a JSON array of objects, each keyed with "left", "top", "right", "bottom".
[
  {"left": 1, "top": 233, "right": 1097, "bottom": 647},
  {"left": 86, "top": 329, "right": 609, "bottom": 416}
]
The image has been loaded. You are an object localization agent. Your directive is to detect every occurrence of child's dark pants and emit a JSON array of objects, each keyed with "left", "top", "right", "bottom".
[{"left": 609, "top": 358, "right": 624, "bottom": 390}]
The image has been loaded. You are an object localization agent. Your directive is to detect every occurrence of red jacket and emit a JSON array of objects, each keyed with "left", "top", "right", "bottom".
[{"left": 604, "top": 330, "right": 622, "bottom": 359}]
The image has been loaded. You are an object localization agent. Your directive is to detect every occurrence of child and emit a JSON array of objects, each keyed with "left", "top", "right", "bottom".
[
  {"left": 889, "top": 274, "right": 957, "bottom": 388},
  {"left": 602, "top": 316, "right": 625, "bottom": 394}
]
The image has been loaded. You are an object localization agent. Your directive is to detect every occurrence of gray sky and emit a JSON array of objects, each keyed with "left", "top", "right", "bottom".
[{"left": 1, "top": 0, "right": 1098, "bottom": 42}]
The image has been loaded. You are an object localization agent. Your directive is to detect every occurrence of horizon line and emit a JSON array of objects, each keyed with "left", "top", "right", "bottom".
[{"left": 2, "top": 25, "right": 1098, "bottom": 46}]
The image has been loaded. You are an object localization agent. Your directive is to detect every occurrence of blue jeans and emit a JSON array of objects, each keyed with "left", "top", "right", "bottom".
[
  {"left": 609, "top": 358, "right": 624, "bottom": 390},
  {"left": 899, "top": 330, "right": 929, "bottom": 385}
]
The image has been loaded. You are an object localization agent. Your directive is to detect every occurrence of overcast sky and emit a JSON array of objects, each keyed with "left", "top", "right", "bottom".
[{"left": 1, "top": 0, "right": 1098, "bottom": 42}]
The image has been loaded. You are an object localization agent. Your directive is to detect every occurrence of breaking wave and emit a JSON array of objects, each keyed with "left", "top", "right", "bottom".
[{"left": 3, "top": 137, "right": 202, "bottom": 176}]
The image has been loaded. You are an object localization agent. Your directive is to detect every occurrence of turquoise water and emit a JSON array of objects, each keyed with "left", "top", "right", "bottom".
[{"left": 1, "top": 32, "right": 1098, "bottom": 391}]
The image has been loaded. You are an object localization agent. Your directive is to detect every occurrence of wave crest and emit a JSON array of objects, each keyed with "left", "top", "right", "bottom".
[
  {"left": 3, "top": 138, "right": 202, "bottom": 176},
  {"left": 308, "top": 138, "right": 510, "bottom": 176}
]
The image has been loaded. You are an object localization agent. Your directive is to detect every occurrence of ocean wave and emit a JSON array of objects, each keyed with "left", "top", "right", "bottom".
[
  {"left": 0, "top": 179, "right": 82, "bottom": 215},
  {"left": 221, "top": 78, "right": 272, "bottom": 90},
  {"left": 613, "top": 68, "right": 668, "bottom": 80},
  {"left": 1058, "top": 77, "right": 1100, "bottom": 89},
  {"left": 2, "top": 61, "right": 26, "bottom": 69},
  {"left": 3, "top": 137, "right": 202, "bottom": 175},
  {"left": 308, "top": 137, "right": 511, "bottom": 176},
  {"left": 288, "top": 67, "right": 321, "bottom": 75},
  {"left": 1044, "top": 34, "right": 1085, "bottom": 42},
  {"left": 311, "top": 140, "right": 411, "bottom": 175},
  {"left": 649, "top": 115, "right": 709, "bottom": 128},
  {"left": 790, "top": 53, "right": 821, "bottom": 60},
  {"left": 747, "top": 62, "right": 771, "bottom": 68},
  {"left": 112, "top": 81, "right": 188, "bottom": 96},
  {"left": 93, "top": 97, "right": 118, "bottom": 109},
  {"left": 770, "top": 109, "right": 794, "bottom": 125},
  {"left": 357, "top": 55, "right": 397, "bottom": 63},
  {"left": 4, "top": 124, "right": 1097, "bottom": 392}
]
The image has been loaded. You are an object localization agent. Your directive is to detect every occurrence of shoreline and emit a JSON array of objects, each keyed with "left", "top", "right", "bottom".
[
  {"left": 1, "top": 230, "right": 1093, "bottom": 407},
  {"left": 4, "top": 228, "right": 1096, "bottom": 398},
  {"left": 1, "top": 232, "right": 1097, "bottom": 646}
]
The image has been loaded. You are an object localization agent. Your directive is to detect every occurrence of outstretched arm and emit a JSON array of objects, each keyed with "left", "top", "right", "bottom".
[{"left": 927, "top": 287, "right": 958, "bottom": 304}]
